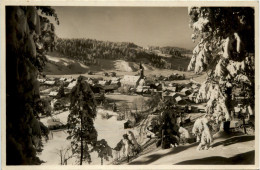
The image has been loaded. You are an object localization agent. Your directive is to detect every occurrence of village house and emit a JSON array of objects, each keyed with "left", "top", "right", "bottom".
[
  {"left": 121, "top": 75, "right": 141, "bottom": 87},
  {"left": 162, "top": 92, "right": 179, "bottom": 100}
]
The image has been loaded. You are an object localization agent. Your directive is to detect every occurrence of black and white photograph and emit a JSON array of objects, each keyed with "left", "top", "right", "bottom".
[{"left": 2, "top": 1, "right": 259, "bottom": 169}]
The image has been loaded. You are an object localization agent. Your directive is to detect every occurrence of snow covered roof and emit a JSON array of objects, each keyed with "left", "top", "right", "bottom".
[
  {"left": 49, "top": 91, "right": 58, "bottom": 97},
  {"left": 169, "top": 92, "right": 178, "bottom": 97},
  {"left": 136, "top": 88, "right": 143, "bottom": 93},
  {"left": 181, "top": 87, "right": 191, "bottom": 92},
  {"left": 110, "top": 80, "right": 119, "bottom": 84},
  {"left": 163, "top": 92, "right": 178, "bottom": 97},
  {"left": 48, "top": 77, "right": 55, "bottom": 81},
  {"left": 175, "top": 96, "right": 183, "bottom": 102},
  {"left": 37, "top": 78, "right": 46, "bottom": 83},
  {"left": 139, "top": 79, "right": 145, "bottom": 86},
  {"left": 111, "top": 77, "right": 120, "bottom": 81},
  {"left": 44, "top": 80, "right": 55, "bottom": 85},
  {"left": 67, "top": 81, "right": 77, "bottom": 89},
  {"left": 59, "top": 77, "right": 66, "bottom": 81},
  {"left": 166, "top": 86, "right": 176, "bottom": 92},
  {"left": 143, "top": 89, "right": 148, "bottom": 92},
  {"left": 98, "top": 80, "right": 107, "bottom": 85},
  {"left": 65, "top": 78, "right": 74, "bottom": 83},
  {"left": 234, "top": 107, "right": 241, "bottom": 113},
  {"left": 121, "top": 75, "right": 140, "bottom": 85},
  {"left": 192, "top": 84, "right": 199, "bottom": 89}
]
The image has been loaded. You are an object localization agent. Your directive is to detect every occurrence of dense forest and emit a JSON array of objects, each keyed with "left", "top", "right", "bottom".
[{"left": 54, "top": 38, "right": 191, "bottom": 69}]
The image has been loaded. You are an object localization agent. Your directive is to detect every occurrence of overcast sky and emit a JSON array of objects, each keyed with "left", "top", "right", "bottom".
[{"left": 53, "top": 7, "right": 195, "bottom": 49}]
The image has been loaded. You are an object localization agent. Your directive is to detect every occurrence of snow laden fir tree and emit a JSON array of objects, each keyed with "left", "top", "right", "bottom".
[
  {"left": 187, "top": 7, "right": 255, "bottom": 132},
  {"left": 67, "top": 76, "right": 112, "bottom": 165}
]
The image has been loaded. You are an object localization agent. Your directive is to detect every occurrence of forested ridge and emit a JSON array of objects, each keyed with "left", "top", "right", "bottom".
[{"left": 54, "top": 38, "right": 192, "bottom": 69}]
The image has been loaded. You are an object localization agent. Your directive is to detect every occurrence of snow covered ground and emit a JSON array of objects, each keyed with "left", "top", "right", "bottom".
[
  {"left": 128, "top": 134, "right": 255, "bottom": 165},
  {"left": 46, "top": 55, "right": 88, "bottom": 68},
  {"left": 39, "top": 109, "right": 139, "bottom": 165}
]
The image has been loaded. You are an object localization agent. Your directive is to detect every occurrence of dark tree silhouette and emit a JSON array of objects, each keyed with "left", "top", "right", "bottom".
[
  {"left": 67, "top": 76, "right": 98, "bottom": 165},
  {"left": 6, "top": 6, "right": 58, "bottom": 165}
]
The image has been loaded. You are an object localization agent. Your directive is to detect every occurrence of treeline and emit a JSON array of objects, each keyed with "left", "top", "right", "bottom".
[
  {"left": 148, "top": 46, "right": 192, "bottom": 56},
  {"left": 55, "top": 38, "right": 141, "bottom": 63}
]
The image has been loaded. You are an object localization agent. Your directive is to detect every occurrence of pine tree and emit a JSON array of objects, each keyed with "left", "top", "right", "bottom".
[
  {"left": 156, "top": 99, "right": 180, "bottom": 149},
  {"left": 57, "top": 83, "right": 65, "bottom": 98},
  {"left": 6, "top": 6, "right": 58, "bottom": 165},
  {"left": 67, "top": 76, "right": 98, "bottom": 165},
  {"left": 92, "top": 139, "right": 113, "bottom": 165},
  {"left": 188, "top": 7, "right": 255, "bottom": 133}
]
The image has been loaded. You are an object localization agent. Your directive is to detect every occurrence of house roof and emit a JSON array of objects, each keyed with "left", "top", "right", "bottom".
[
  {"left": 110, "top": 80, "right": 119, "bottom": 84},
  {"left": 67, "top": 81, "right": 77, "bottom": 89},
  {"left": 181, "top": 88, "right": 191, "bottom": 92},
  {"left": 44, "top": 80, "right": 55, "bottom": 85},
  {"left": 121, "top": 75, "right": 140, "bottom": 85},
  {"left": 37, "top": 79, "right": 46, "bottom": 83},
  {"left": 65, "top": 78, "right": 74, "bottom": 83},
  {"left": 136, "top": 88, "right": 143, "bottom": 93},
  {"left": 111, "top": 77, "right": 120, "bottom": 81},
  {"left": 192, "top": 84, "right": 199, "bottom": 89},
  {"left": 162, "top": 92, "right": 178, "bottom": 97},
  {"left": 175, "top": 96, "right": 183, "bottom": 102},
  {"left": 49, "top": 91, "right": 58, "bottom": 96},
  {"left": 59, "top": 77, "right": 66, "bottom": 81},
  {"left": 166, "top": 86, "right": 176, "bottom": 92},
  {"left": 98, "top": 80, "right": 107, "bottom": 85}
]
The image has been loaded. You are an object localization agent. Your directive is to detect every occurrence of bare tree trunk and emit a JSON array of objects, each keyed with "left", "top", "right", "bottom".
[
  {"left": 101, "top": 157, "right": 103, "bottom": 165},
  {"left": 60, "top": 150, "right": 63, "bottom": 165},
  {"left": 242, "top": 117, "right": 247, "bottom": 134},
  {"left": 161, "top": 129, "right": 165, "bottom": 148},
  {"left": 80, "top": 110, "right": 83, "bottom": 165}
]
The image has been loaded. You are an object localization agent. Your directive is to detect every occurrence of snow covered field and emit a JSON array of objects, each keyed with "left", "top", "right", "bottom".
[{"left": 39, "top": 109, "right": 139, "bottom": 165}]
